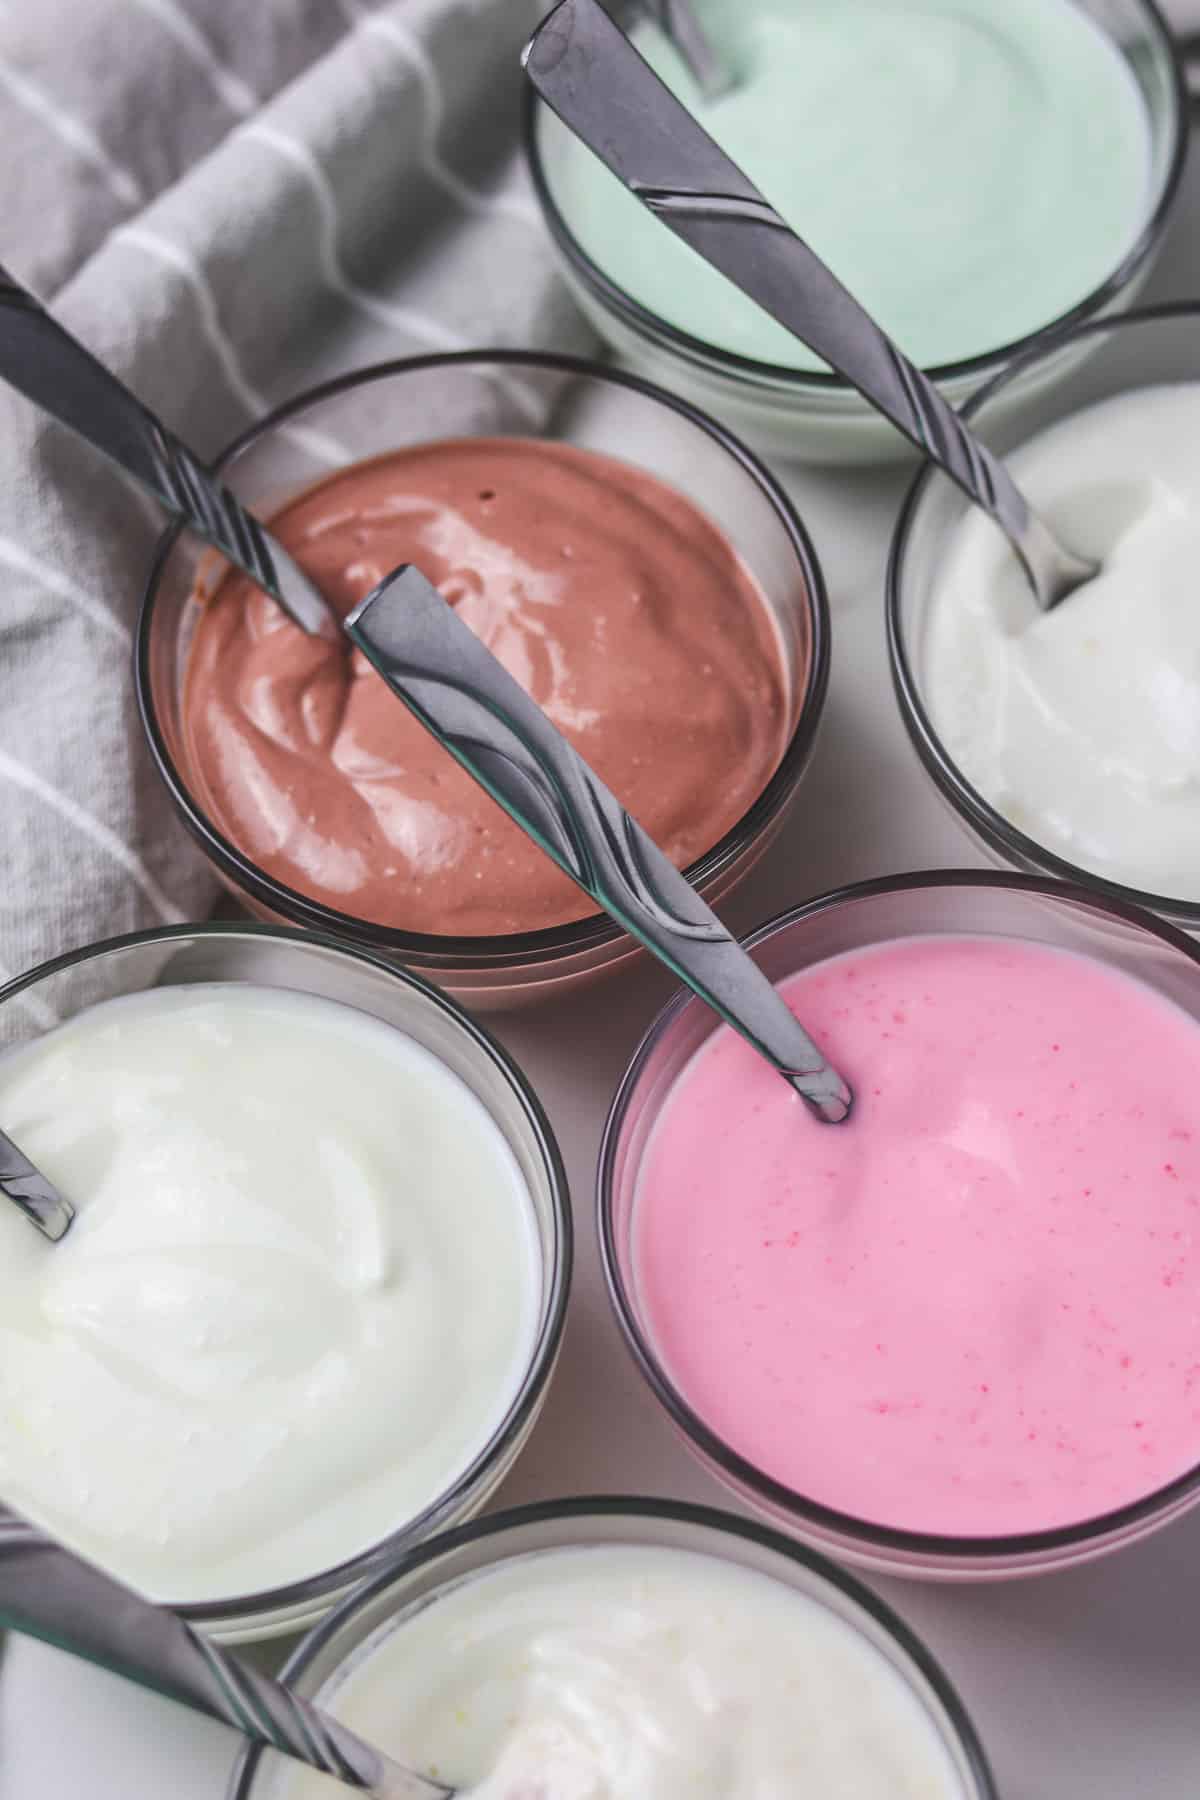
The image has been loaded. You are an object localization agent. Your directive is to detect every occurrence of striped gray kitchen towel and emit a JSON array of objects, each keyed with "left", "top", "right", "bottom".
[{"left": 0, "top": 0, "right": 593, "bottom": 988}]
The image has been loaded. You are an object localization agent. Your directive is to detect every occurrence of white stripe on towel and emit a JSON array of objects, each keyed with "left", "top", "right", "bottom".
[
  {"left": 115, "top": 226, "right": 271, "bottom": 418},
  {"left": 238, "top": 124, "right": 546, "bottom": 426},
  {"left": 239, "top": 123, "right": 471, "bottom": 347},
  {"left": 358, "top": 11, "right": 542, "bottom": 229},
  {"left": 114, "top": 226, "right": 350, "bottom": 467},
  {"left": 127, "top": 0, "right": 258, "bottom": 116},
  {"left": 0, "top": 60, "right": 144, "bottom": 208},
  {"left": 0, "top": 539, "right": 130, "bottom": 647},
  {"left": 0, "top": 750, "right": 186, "bottom": 926}
]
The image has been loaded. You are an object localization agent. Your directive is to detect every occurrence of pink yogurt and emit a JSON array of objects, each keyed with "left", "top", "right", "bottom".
[{"left": 634, "top": 935, "right": 1200, "bottom": 1538}]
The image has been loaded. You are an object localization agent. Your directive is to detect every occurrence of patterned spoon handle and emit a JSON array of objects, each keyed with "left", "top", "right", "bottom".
[
  {"left": 523, "top": 0, "right": 1095, "bottom": 610},
  {"left": 0, "top": 1126, "right": 74, "bottom": 1241},
  {"left": 0, "top": 1511, "right": 451, "bottom": 1800},
  {"left": 0, "top": 262, "right": 333, "bottom": 636},
  {"left": 347, "top": 568, "right": 852, "bottom": 1123}
]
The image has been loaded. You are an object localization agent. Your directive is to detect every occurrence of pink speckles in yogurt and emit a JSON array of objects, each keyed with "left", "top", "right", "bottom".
[{"left": 634, "top": 936, "right": 1200, "bottom": 1538}]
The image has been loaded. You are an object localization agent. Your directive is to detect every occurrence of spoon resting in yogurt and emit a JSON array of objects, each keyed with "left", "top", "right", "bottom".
[
  {"left": 523, "top": 0, "right": 1098, "bottom": 613},
  {"left": 0, "top": 1508, "right": 566, "bottom": 1800},
  {"left": 0, "top": 258, "right": 851, "bottom": 1133},
  {"left": 0, "top": 1509, "right": 452, "bottom": 1800}
]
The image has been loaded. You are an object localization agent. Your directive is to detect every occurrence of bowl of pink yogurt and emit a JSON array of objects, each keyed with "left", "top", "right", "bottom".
[
  {"left": 600, "top": 871, "right": 1200, "bottom": 1579},
  {"left": 136, "top": 351, "right": 828, "bottom": 1010}
]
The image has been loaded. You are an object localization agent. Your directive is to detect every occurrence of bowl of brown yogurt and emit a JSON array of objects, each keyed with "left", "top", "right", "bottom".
[{"left": 136, "top": 352, "right": 829, "bottom": 1007}]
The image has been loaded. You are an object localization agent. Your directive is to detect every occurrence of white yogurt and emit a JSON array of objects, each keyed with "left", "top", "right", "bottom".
[
  {"left": 923, "top": 383, "right": 1200, "bottom": 899},
  {"left": 0, "top": 984, "right": 539, "bottom": 1604},
  {"left": 268, "top": 1545, "right": 969, "bottom": 1800}
]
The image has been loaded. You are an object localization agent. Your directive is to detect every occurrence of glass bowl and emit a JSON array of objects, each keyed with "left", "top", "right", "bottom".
[
  {"left": 0, "top": 923, "right": 571, "bottom": 1641},
  {"left": 524, "top": 0, "right": 1185, "bottom": 464},
  {"left": 227, "top": 1497, "right": 997, "bottom": 1800},
  {"left": 136, "top": 351, "right": 829, "bottom": 1011},
  {"left": 599, "top": 871, "right": 1200, "bottom": 1580},
  {"left": 889, "top": 302, "right": 1200, "bottom": 927}
]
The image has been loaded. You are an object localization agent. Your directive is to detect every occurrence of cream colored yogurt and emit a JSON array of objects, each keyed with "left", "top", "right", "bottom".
[
  {"left": 267, "top": 1545, "right": 970, "bottom": 1800},
  {"left": 0, "top": 984, "right": 539, "bottom": 1604},
  {"left": 923, "top": 383, "right": 1200, "bottom": 899}
]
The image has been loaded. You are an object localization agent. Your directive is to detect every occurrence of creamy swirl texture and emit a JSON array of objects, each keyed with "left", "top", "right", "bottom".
[
  {"left": 0, "top": 985, "right": 538, "bottom": 1604},
  {"left": 268, "top": 1546, "right": 967, "bottom": 1800},
  {"left": 181, "top": 438, "right": 789, "bottom": 936},
  {"left": 923, "top": 384, "right": 1200, "bottom": 899}
]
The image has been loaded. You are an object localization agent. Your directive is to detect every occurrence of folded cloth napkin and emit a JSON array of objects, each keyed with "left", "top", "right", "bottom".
[{"left": 0, "top": 0, "right": 594, "bottom": 989}]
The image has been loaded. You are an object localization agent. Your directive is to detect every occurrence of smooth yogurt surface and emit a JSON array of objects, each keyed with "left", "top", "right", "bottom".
[
  {"left": 545, "top": 0, "right": 1150, "bottom": 371},
  {"left": 267, "top": 1545, "right": 968, "bottom": 1799},
  {"left": 182, "top": 437, "right": 788, "bottom": 936},
  {"left": 0, "top": 984, "right": 539, "bottom": 1603},
  {"left": 634, "top": 936, "right": 1200, "bottom": 1536},
  {"left": 923, "top": 383, "right": 1200, "bottom": 900}
]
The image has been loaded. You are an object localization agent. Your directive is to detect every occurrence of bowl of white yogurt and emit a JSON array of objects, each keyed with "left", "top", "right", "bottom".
[
  {"left": 0, "top": 924, "right": 571, "bottom": 1641},
  {"left": 228, "top": 1497, "right": 997, "bottom": 1800},
  {"left": 525, "top": 0, "right": 1184, "bottom": 463},
  {"left": 889, "top": 302, "right": 1200, "bottom": 927}
]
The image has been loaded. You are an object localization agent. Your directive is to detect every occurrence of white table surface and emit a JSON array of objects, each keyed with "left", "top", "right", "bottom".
[{"left": 7, "top": 113, "right": 1200, "bottom": 1800}]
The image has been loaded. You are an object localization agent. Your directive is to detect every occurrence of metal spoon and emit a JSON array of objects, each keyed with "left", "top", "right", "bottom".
[
  {"left": 0, "top": 1127, "right": 73, "bottom": 1241},
  {"left": 524, "top": 0, "right": 1098, "bottom": 613},
  {"left": 0, "top": 261, "right": 343, "bottom": 1238},
  {"left": 0, "top": 1508, "right": 452, "bottom": 1799},
  {"left": 0, "top": 557, "right": 848, "bottom": 1251},
  {"left": 0, "top": 260, "right": 849, "bottom": 1125},
  {"left": 0, "top": 263, "right": 336, "bottom": 638},
  {"left": 347, "top": 567, "right": 852, "bottom": 1124}
]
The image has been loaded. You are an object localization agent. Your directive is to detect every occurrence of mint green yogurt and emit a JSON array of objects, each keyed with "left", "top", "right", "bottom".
[{"left": 544, "top": 0, "right": 1151, "bottom": 372}]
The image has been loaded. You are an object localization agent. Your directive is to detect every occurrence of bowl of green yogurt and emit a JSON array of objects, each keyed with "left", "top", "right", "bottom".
[{"left": 525, "top": 0, "right": 1185, "bottom": 463}]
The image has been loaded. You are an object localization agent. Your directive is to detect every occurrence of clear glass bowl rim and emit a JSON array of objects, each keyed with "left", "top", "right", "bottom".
[
  {"left": 887, "top": 299, "right": 1200, "bottom": 925},
  {"left": 0, "top": 918, "right": 573, "bottom": 1627},
  {"left": 225, "top": 1493, "right": 998, "bottom": 1800},
  {"left": 134, "top": 348, "right": 832, "bottom": 970},
  {"left": 597, "top": 867, "right": 1200, "bottom": 1562},
  {"left": 521, "top": 0, "right": 1186, "bottom": 394}
]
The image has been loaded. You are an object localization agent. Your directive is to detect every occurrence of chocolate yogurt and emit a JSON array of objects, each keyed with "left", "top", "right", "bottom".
[{"left": 182, "top": 437, "right": 789, "bottom": 936}]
